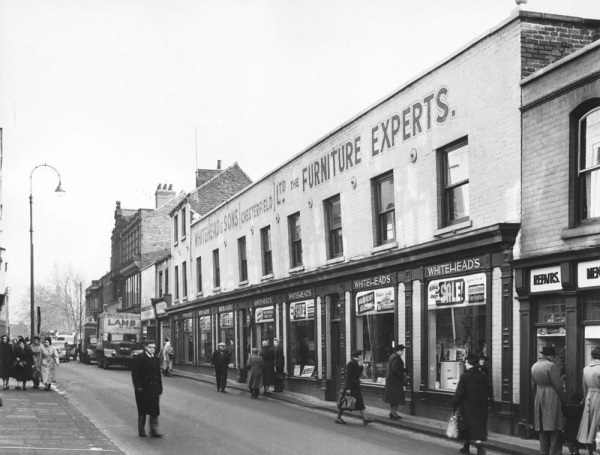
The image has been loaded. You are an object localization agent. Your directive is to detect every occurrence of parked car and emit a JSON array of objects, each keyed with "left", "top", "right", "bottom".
[{"left": 53, "top": 333, "right": 77, "bottom": 361}]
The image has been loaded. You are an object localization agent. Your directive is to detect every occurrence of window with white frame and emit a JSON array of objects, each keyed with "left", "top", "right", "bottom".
[
  {"left": 373, "top": 172, "right": 395, "bottom": 245},
  {"left": 441, "top": 140, "right": 469, "bottom": 226}
]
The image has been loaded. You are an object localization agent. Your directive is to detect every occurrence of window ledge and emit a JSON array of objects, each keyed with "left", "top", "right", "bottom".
[
  {"left": 173, "top": 241, "right": 179, "bottom": 247},
  {"left": 434, "top": 219, "right": 472, "bottom": 237},
  {"left": 238, "top": 280, "right": 249, "bottom": 287},
  {"left": 212, "top": 287, "right": 221, "bottom": 293},
  {"left": 261, "top": 273, "right": 274, "bottom": 282},
  {"left": 196, "top": 292, "right": 203, "bottom": 298},
  {"left": 371, "top": 241, "right": 398, "bottom": 255},
  {"left": 561, "top": 223, "right": 600, "bottom": 239},
  {"left": 289, "top": 265, "right": 305, "bottom": 273},
  {"left": 325, "top": 256, "right": 345, "bottom": 266}
]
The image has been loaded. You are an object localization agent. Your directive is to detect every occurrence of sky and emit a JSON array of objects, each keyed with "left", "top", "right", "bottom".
[{"left": 1, "top": 0, "right": 599, "bottom": 319}]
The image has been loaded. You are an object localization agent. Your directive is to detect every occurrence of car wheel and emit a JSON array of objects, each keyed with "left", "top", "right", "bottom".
[{"left": 103, "top": 358, "right": 110, "bottom": 370}]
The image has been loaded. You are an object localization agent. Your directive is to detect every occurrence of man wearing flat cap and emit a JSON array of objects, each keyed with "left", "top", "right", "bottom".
[
  {"left": 531, "top": 345, "right": 567, "bottom": 455},
  {"left": 211, "top": 342, "right": 231, "bottom": 393},
  {"left": 383, "top": 344, "right": 408, "bottom": 420}
]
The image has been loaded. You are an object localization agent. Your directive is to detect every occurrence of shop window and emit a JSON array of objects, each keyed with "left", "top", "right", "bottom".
[
  {"left": 440, "top": 140, "right": 470, "bottom": 226},
  {"left": 183, "top": 317, "right": 194, "bottom": 363},
  {"left": 534, "top": 296, "right": 566, "bottom": 377},
  {"left": 219, "top": 312, "right": 236, "bottom": 367},
  {"left": 196, "top": 257, "right": 202, "bottom": 294},
  {"left": 427, "top": 273, "right": 486, "bottom": 391},
  {"left": 354, "top": 287, "right": 395, "bottom": 384},
  {"left": 289, "top": 300, "right": 316, "bottom": 378},
  {"left": 198, "top": 315, "right": 212, "bottom": 364},
  {"left": 181, "top": 207, "right": 187, "bottom": 239},
  {"left": 577, "top": 106, "right": 600, "bottom": 223},
  {"left": 182, "top": 261, "right": 187, "bottom": 299},
  {"left": 325, "top": 195, "right": 343, "bottom": 259},
  {"left": 261, "top": 226, "right": 273, "bottom": 276},
  {"left": 174, "top": 266, "right": 179, "bottom": 301},
  {"left": 238, "top": 236, "right": 248, "bottom": 282},
  {"left": 373, "top": 172, "right": 396, "bottom": 245},
  {"left": 288, "top": 212, "right": 303, "bottom": 268},
  {"left": 213, "top": 249, "right": 220, "bottom": 288},
  {"left": 173, "top": 214, "right": 178, "bottom": 243},
  {"left": 535, "top": 297, "right": 566, "bottom": 324},
  {"left": 583, "top": 291, "right": 600, "bottom": 321},
  {"left": 254, "top": 306, "right": 275, "bottom": 350}
]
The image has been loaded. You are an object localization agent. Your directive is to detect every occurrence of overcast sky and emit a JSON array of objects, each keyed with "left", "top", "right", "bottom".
[{"left": 1, "top": 0, "right": 599, "bottom": 317}]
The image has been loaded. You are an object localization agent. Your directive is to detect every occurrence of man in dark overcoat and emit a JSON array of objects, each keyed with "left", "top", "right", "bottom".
[
  {"left": 132, "top": 340, "right": 163, "bottom": 438},
  {"left": 452, "top": 353, "right": 488, "bottom": 455},
  {"left": 383, "top": 344, "right": 408, "bottom": 419},
  {"left": 211, "top": 342, "right": 231, "bottom": 392},
  {"left": 531, "top": 345, "right": 567, "bottom": 455}
]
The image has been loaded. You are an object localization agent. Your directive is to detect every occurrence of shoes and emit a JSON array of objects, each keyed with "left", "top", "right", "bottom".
[
  {"left": 389, "top": 413, "right": 401, "bottom": 420},
  {"left": 15, "top": 386, "right": 21, "bottom": 390},
  {"left": 138, "top": 431, "right": 146, "bottom": 437},
  {"left": 335, "top": 418, "right": 347, "bottom": 425},
  {"left": 150, "top": 431, "right": 163, "bottom": 438},
  {"left": 220, "top": 389, "right": 226, "bottom": 393},
  {"left": 22, "top": 387, "right": 27, "bottom": 391},
  {"left": 363, "top": 418, "right": 375, "bottom": 425},
  {"left": 459, "top": 448, "right": 470, "bottom": 454}
]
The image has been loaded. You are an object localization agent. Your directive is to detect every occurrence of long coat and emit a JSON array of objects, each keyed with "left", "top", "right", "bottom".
[
  {"left": 531, "top": 358, "right": 567, "bottom": 431},
  {"left": 383, "top": 352, "right": 406, "bottom": 406},
  {"left": 12, "top": 344, "right": 33, "bottom": 382},
  {"left": 260, "top": 346, "right": 276, "bottom": 387},
  {"left": 345, "top": 358, "right": 366, "bottom": 411},
  {"left": 132, "top": 352, "right": 163, "bottom": 417},
  {"left": 211, "top": 349, "right": 231, "bottom": 371},
  {"left": 452, "top": 367, "right": 489, "bottom": 441},
  {"left": 577, "top": 360, "right": 600, "bottom": 444},
  {"left": 159, "top": 342, "right": 173, "bottom": 371},
  {"left": 246, "top": 354, "right": 264, "bottom": 389},
  {"left": 0, "top": 339, "right": 13, "bottom": 379},
  {"left": 40, "top": 345, "right": 59, "bottom": 385},
  {"left": 30, "top": 344, "right": 42, "bottom": 383}
]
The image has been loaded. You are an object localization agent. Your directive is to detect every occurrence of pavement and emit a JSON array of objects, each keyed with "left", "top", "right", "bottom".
[
  {"left": 172, "top": 369, "right": 541, "bottom": 455},
  {"left": 0, "top": 384, "right": 123, "bottom": 455}
]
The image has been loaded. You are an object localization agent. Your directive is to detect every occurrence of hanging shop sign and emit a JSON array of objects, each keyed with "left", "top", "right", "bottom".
[
  {"left": 428, "top": 273, "right": 486, "bottom": 308},
  {"left": 141, "top": 307, "right": 155, "bottom": 321},
  {"left": 530, "top": 266, "right": 562, "bottom": 293},
  {"left": 220, "top": 312, "right": 234, "bottom": 329},
  {"left": 255, "top": 306, "right": 275, "bottom": 323},
  {"left": 290, "top": 300, "right": 315, "bottom": 322},
  {"left": 199, "top": 315, "right": 211, "bottom": 330},
  {"left": 155, "top": 301, "right": 167, "bottom": 317},
  {"left": 355, "top": 287, "right": 394, "bottom": 315},
  {"left": 578, "top": 259, "right": 600, "bottom": 289}
]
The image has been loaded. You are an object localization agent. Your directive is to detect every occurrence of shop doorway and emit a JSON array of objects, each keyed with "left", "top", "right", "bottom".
[
  {"left": 328, "top": 294, "right": 343, "bottom": 401},
  {"left": 534, "top": 296, "right": 567, "bottom": 388}
]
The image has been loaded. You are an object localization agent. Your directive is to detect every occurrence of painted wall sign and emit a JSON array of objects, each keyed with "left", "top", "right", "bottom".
[
  {"left": 353, "top": 273, "right": 393, "bottom": 290},
  {"left": 140, "top": 308, "right": 155, "bottom": 321},
  {"left": 290, "top": 300, "right": 315, "bottom": 322},
  {"left": 578, "top": 259, "right": 600, "bottom": 288},
  {"left": 199, "top": 315, "right": 211, "bottom": 330},
  {"left": 220, "top": 312, "right": 234, "bottom": 329},
  {"left": 428, "top": 273, "right": 486, "bottom": 308},
  {"left": 288, "top": 289, "right": 313, "bottom": 301},
  {"left": 355, "top": 287, "right": 394, "bottom": 315},
  {"left": 425, "top": 257, "right": 484, "bottom": 278},
  {"left": 255, "top": 306, "right": 275, "bottom": 323},
  {"left": 530, "top": 266, "right": 562, "bottom": 293}
]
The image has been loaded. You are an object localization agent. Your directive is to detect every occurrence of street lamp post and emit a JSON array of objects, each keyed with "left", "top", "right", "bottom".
[{"left": 30, "top": 164, "right": 65, "bottom": 340}]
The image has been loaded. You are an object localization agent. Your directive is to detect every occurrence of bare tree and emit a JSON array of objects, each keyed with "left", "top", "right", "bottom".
[
  {"left": 14, "top": 285, "right": 68, "bottom": 334},
  {"left": 52, "top": 264, "right": 85, "bottom": 335}
]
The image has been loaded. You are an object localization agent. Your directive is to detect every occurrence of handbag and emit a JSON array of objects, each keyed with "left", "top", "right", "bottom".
[
  {"left": 337, "top": 392, "right": 357, "bottom": 411},
  {"left": 446, "top": 412, "right": 459, "bottom": 439}
]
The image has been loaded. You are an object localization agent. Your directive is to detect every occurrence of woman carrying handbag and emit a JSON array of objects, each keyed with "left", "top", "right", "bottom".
[{"left": 334, "top": 349, "right": 374, "bottom": 425}]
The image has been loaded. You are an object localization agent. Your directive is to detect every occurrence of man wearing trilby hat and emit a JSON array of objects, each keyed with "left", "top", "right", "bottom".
[{"left": 531, "top": 345, "right": 567, "bottom": 455}]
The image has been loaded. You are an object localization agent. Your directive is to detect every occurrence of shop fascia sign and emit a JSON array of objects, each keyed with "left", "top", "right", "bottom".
[
  {"left": 530, "top": 265, "right": 562, "bottom": 293},
  {"left": 428, "top": 272, "right": 486, "bottom": 308},
  {"left": 425, "top": 256, "right": 484, "bottom": 278},
  {"left": 578, "top": 259, "right": 600, "bottom": 289}
]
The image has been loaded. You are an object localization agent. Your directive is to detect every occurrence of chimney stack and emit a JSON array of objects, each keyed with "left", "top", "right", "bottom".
[
  {"left": 155, "top": 183, "right": 176, "bottom": 208},
  {"left": 217, "top": 160, "right": 222, "bottom": 170}
]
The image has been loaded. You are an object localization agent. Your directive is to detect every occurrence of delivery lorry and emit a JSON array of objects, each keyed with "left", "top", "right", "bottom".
[
  {"left": 80, "top": 321, "right": 98, "bottom": 364},
  {"left": 96, "top": 312, "right": 142, "bottom": 369}
]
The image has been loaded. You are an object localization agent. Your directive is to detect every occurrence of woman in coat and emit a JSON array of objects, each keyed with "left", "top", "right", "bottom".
[
  {"left": 0, "top": 334, "right": 13, "bottom": 390},
  {"left": 246, "top": 347, "right": 264, "bottom": 398},
  {"left": 260, "top": 340, "right": 275, "bottom": 394},
  {"left": 383, "top": 344, "right": 407, "bottom": 419},
  {"left": 273, "top": 338, "right": 285, "bottom": 392},
  {"left": 12, "top": 338, "right": 33, "bottom": 390},
  {"left": 335, "top": 349, "right": 374, "bottom": 425},
  {"left": 577, "top": 346, "right": 600, "bottom": 455},
  {"left": 452, "top": 353, "right": 488, "bottom": 455},
  {"left": 159, "top": 337, "right": 174, "bottom": 376},
  {"left": 30, "top": 336, "right": 43, "bottom": 389},
  {"left": 40, "top": 337, "right": 59, "bottom": 391}
]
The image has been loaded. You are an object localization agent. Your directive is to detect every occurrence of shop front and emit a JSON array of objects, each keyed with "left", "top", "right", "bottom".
[{"left": 286, "top": 289, "right": 317, "bottom": 381}]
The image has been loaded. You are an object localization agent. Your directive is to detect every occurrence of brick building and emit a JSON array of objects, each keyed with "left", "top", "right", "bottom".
[{"left": 160, "top": 9, "right": 600, "bottom": 435}]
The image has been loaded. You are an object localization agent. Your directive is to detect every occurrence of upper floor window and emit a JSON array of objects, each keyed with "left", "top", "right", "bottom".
[
  {"left": 261, "top": 226, "right": 273, "bottom": 276},
  {"left": 288, "top": 212, "right": 303, "bottom": 268},
  {"left": 213, "top": 249, "right": 220, "bottom": 288},
  {"left": 325, "top": 195, "right": 343, "bottom": 259},
  {"left": 441, "top": 140, "right": 469, "bottom": 226},
  {"left": 578, "top": 107, "right": 600, "bottom": 222},
  {"left": 174, "top": 265, "right": 179, "bottom": 300},
  {"left": 373, "top": 172, "right": 396, "bottom": 245},
  {"left": 182, "top": 261, "right": 188, "bottom": 298},
  {"left": 158, "top": 271, "right": 163, "bottom": 297},
  {"left": 196, "top": 257, "right": 202, "bottom": 294},
  {"left": 165, "top": 268, "right": 169, "bottom": 295},
  {"left": 181, "top": 208, "right": 187, "bottom": 239},
  {"left": 238, "top": 237, "right": 248, "bottom": 282},
  {"left": 173, "top": 214, "right": 179, "bottom": 243}
]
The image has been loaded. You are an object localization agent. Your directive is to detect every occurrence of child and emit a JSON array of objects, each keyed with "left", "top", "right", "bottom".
[{"left": 564, "top": 392, "right": 584, "bottom": 455}]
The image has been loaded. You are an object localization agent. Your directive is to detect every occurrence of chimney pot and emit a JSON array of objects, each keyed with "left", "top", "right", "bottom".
[{"left": 217, "top": 160, "right": 222, "bottom": 170}]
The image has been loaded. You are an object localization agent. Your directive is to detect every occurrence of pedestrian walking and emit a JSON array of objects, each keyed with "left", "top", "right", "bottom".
[
  {"left": 577, "top": 346, "right": 600, "bottom": 455},
  {"left": 0, "top": 334, "right": 13, "bottom": 390},
  {"left": 335, "top": 349, "right": 374, "bottom": 425},
  {"left": 452, "top": 353, "right": 488, "bottom": 455},
  {"left": 12, "top": 337, "right": 33, "bottom": 390},
  {"left": 531, "top": 345, "right": 567, "bottom": 455},
  {"left": 383, "top": 343, "right": 407, "bottom": 420},
  {"left": 273, "top": 338, "right": 285, "bottom": 392},
  {"left": 246, "top": 347, "right": 264, "bottom": 399},
  {"left": 260, "top": 340, "right": 275, "bottom": 395},
  {"left": 40, "top": 337, "right": 60, "bottom": 391},
  {"left": 131, "top": 340, "right": 163, "bottom": 438},
  {"left": 564, "top": 392, "right": 584, "bottom": 455},
  {"left": 29, "top": 336, "right": 43, "bottom": 389},
  {"left": 211, "top": 342, "right": 231, "bottom": 392},
  {"left": 159, "top": 337, "right": 174, "bottom": 376}
]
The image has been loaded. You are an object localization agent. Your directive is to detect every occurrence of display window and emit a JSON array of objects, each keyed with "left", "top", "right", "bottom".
[
  {"left": 427, "top": 273, "right": 487, "bottom": 391},
  {"left": 183, "top": 317, "right": 194, "bottom": 363},
  {"left": 354, "top": 287, "right": 395, "bottom": 384},
  {"left": 582, "top": 291, "right": 600, "bottom": 365},
  {"left": 289, "top": 300, "right": 316, "bottom": 378},
  {"left": 254, "top": 306, "right": 275, "bottom": 349},
  {"left": 219, "top": 312, "right": 235, "bottom": 366},
  {"left": 534, "top": 295, "right": 566, "bottom": 377},
  {"left": 198, "top": 315, "right": 212, "bottom": 364}
]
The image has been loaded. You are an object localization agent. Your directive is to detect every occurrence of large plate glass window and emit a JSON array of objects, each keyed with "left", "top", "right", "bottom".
[
  {"left": 198, "top": 315, "right": 212, "bottom": 364},
  {"left": 219, "top": 312, "right": 235, "bottom": 366},
  {"left": 289, "top": 300, "right": 316, "bottom": 378},
  {"left": 254, "top": 306, "right": 275, "bottom": 349}
]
